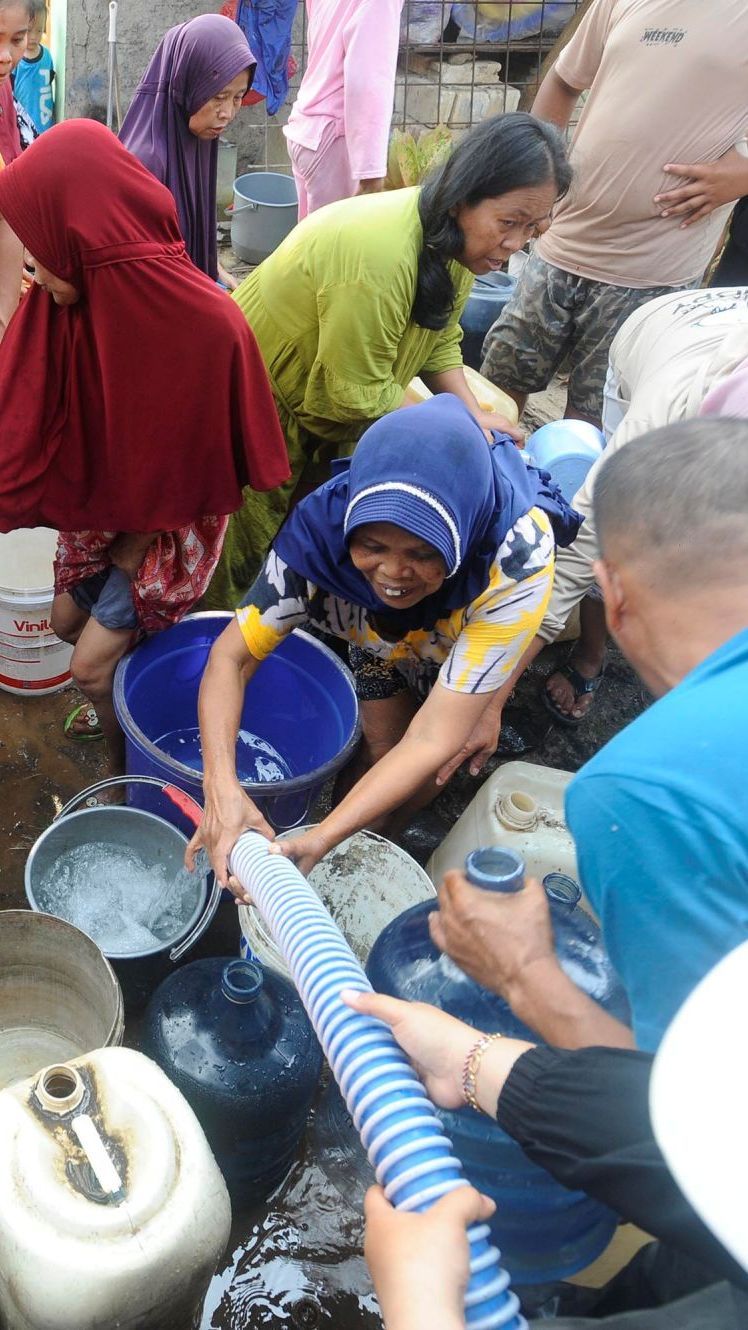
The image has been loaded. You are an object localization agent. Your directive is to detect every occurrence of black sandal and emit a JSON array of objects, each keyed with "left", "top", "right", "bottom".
[{"left": 542, "top": 660, "right": 605, "bottom": 728}]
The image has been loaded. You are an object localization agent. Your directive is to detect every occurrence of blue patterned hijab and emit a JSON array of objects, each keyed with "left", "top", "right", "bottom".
[{"left": 273, "top": 395, "right": 581, "bottom": 632}]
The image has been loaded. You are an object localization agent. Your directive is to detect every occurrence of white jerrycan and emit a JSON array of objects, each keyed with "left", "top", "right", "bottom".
[
  {"left": 428, "top": 760, "right": 579, "bottom": 888},
  {"left": 0, "top": 1047, "right": 231, "bottom": 1330}
]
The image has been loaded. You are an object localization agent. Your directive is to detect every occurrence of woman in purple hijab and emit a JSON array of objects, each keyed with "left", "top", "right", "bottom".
[{"left": 120, "top": 13, "right": 254, "bottom": 283}]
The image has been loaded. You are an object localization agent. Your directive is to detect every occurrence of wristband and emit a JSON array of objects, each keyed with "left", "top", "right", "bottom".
[{"left": 462, "top": 1032, "right": 503, "bottom": 1113}]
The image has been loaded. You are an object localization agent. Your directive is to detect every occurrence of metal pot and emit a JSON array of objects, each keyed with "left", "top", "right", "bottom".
[{"left": 25, "top": 777, "right": 220, "bottom": 1009}]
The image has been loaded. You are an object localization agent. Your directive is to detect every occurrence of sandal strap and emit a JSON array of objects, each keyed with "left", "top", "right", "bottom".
[{"left": 559, "top": 662, "right": 605, "bottom": 697}]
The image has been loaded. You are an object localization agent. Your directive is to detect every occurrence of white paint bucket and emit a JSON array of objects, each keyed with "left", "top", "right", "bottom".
[
  {"left": 0, "top": 528, "right": 72, "bottom": 695},
  {"left": 239, "top": 827, "right": 435, "bottom": 979}
]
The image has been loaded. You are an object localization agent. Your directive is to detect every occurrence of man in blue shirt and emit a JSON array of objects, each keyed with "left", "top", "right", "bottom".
[{"left": 430, "top": 418, "right": 748, "bottom": 1052}]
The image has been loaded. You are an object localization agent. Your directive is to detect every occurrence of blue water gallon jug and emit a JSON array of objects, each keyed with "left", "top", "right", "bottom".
[
  {"left": 459, "top": 271, "right": 516, "bottom": 371},
  {"left": 142, "top": 958, "right": 323, "bottom": 1203},
  {"left": 365, "top": 848, "right": 630, "bottom": 1283},
  {"left": 525, "top": 419, "right": 604, "bottom": 504}
]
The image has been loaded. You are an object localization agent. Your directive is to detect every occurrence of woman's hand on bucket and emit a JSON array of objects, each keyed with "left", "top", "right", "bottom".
[
  {"left": 473, "top": 408, "right": 524, "bottom": 447},
  {"left": 185, "top": 781, "right": 274, "bottom": 893},
  {"left": 269, "top": 826, "right": 330, "bottom": 877}
]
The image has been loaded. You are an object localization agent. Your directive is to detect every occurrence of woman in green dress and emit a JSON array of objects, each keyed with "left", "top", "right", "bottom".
[{"left": 205, "top": 112, "right": 570, "bottom": 609}]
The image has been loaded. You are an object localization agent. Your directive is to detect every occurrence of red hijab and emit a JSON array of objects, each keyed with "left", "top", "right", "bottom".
[
  {"left": 0, "top": 81, "right": 22, "bottom": 166},
  {"left": 0, "top": 119, "right": 289, "bottom": 533}
]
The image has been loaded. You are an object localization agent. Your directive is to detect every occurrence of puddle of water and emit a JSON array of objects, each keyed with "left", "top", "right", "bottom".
[{"left": 201, "top": 1134, "right": 381, "bottom": 1330}]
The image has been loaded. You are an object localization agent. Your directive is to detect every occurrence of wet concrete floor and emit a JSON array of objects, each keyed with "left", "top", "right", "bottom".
[{"left": 0, "top": 638, "right": 648, "bottom": 1327}]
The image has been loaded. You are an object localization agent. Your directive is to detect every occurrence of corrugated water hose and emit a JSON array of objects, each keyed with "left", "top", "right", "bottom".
[{"left": 229, "top": 832, "right": 526, "bottom": 1330}]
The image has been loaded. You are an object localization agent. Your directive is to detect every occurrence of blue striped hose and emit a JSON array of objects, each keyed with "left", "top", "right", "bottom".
[{"left": 229, "top": 832, "right": 526, "bottom": 1330}]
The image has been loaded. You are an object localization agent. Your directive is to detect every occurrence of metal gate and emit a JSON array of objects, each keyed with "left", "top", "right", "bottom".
[{"left": 249, "top": 1, "right": 582, "bottom": 172}]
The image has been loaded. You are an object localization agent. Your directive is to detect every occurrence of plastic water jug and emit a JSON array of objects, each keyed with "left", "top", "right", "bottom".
[
  {"left": 405, "top": 366, "right": 519, "bottom": 422},
  {"left": 365, "top": 849, "right": 630, "bottom": 1283},
  {"left": 526, "top": 419, "right": 605, "bottom": 504},
  {"left": 459, "top": 270, "right": 516, "bottom": 371},
  {"left": 143, "top": 958, "right": 323, "bottom": 1203},
  {"left": 427, "top": 759, "right": 579, "bottom": 896},
  {"left": 0, "top": 1047, "right": 231, "bottom": 1330}
]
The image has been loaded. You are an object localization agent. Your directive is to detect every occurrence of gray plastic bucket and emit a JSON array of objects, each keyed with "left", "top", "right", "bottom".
[
  {"left": 230, "top": 171, "right": 298, "bottom": 264},
  {"left": 0, "top": 911, "right": 124, "bottom": 1090},
  {"left": 238, "top": 827, "right": 435, "bottom": 980}
]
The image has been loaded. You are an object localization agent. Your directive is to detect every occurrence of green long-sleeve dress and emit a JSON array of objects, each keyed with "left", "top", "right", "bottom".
[{"left": 203, "top": 186, "right": 474, "bottom": 609}]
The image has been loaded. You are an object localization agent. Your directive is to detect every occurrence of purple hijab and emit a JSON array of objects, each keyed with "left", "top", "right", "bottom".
[{"left": 120, "top": 14, "right": 254, "bottom": 280}]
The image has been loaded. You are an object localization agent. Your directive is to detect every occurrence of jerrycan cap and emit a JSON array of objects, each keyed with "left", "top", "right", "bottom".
[
  {"left": 35, "top": 1063, "right": 86, "bottom": 1114},
  {"left": 496, "top": 789, "right": 538, "bottom": 831},
  {"left": 221, "top": 958, "right": 264, "bottom": 1004},
  {"left": 465, "top": 846, "right": 524, "bottom": 893}
]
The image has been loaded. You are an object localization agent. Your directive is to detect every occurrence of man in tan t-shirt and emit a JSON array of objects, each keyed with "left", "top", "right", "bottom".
[{"left": 481, "top": 0, "right": 748, "bottom": 427}]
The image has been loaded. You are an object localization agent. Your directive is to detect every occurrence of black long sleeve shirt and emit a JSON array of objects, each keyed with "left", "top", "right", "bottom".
[{"left": 496, "top": 1045, "right": 746, "bottom": 1289}]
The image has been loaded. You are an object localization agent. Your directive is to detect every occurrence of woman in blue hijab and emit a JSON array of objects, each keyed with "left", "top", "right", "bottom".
[{"left": 189, "top": 395, "right": 579, "bottom": 882}]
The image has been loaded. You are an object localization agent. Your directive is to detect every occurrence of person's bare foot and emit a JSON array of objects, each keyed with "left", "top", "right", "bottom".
[{"left": 544, "top": 652, "right": 605, "bottom": 722}]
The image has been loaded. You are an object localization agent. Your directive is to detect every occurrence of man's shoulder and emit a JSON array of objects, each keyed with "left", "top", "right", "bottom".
[{"left": 569, "top": 696, "right": 668, "bottom": 791}]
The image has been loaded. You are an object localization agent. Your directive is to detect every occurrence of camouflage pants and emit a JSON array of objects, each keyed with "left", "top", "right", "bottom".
[{"left": 481, "top": 251, "right": 697, "bottom": 422}]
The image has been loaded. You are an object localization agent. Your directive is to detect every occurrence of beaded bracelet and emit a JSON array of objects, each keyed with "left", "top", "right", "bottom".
[{"left": 462, "top": 1032, "right": 504, "bottom": 1113}]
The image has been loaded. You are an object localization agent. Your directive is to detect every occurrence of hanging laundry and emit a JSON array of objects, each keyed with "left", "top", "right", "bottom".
[{"left": 235, "top": 0, "right": 297, "bottom": 115}]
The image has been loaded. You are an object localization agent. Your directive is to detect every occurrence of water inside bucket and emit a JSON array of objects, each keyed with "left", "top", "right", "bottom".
[
  {"left": 37, "top": 843, "right": 202, "bottom": 955},
  {"left": 156, "top": 726, "right": 294, "bottom": 784}
]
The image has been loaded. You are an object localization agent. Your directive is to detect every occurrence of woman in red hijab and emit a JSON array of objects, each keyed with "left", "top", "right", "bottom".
[{"left": 0, "top": 118, "right": 289, "bottom": 763}]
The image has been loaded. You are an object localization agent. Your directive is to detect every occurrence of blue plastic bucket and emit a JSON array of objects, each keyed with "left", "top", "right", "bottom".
[
  {"left": 459, "top": 270, "right": 516, "bottom": 371},
  {"left": 526, "top": 419, "right": 605, "bottom": 505},
  {"left": 113, "top": 614, "right": 361, "bottom": 833}
]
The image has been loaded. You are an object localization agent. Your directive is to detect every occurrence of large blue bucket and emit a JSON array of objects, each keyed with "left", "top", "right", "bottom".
[{"left": 113, "top": 614, "right": 361, "bottom": 834}]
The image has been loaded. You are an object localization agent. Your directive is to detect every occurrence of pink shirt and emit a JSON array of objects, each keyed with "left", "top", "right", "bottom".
[
  {"left": 285, "top": 0, "right": 403, "bottom": 181},
  {"left": 699, "top": 355, "right": 748, "bottom": 420}
]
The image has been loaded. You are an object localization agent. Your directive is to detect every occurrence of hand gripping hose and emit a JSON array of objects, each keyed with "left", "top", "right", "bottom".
[{"left": 229, "top": 832, "right": 526, "bottom": 1330}]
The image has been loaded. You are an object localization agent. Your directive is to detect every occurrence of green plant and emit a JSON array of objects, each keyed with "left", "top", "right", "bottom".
[{"left": 386, "top": 124, "right": 454, "bottom": 189}]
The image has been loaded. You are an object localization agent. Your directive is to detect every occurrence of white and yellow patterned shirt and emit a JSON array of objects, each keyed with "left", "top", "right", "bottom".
[{"left": 236, "top": 508, "right": 554, "bottom": 697}]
